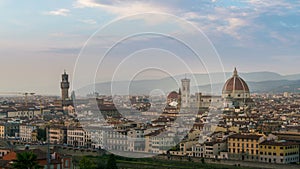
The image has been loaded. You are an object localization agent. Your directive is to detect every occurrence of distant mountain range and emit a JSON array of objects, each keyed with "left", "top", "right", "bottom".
[{"left": 75, "top": 71, "right": 300, "bottom": 96}]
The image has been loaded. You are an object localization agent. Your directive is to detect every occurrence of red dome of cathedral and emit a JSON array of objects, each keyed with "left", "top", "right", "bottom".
[
  {"left": 222, "top": 68, "right": 250, "bottom": 96},
  {"left": 167, "top": 91, "right": 178, "bottom": 99}
]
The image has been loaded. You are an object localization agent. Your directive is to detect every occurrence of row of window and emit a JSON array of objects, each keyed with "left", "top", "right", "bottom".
[
  {"left": 230, "top": 138, "right": 258, "bottom": 142},
  {"left": 230, "top": 143, "right": 258, "bottom": 148},
  {"left": 260, "top": 145, "right": 298, "bottom": 150},
  {"left": 260, "top": 156, "right": 299, "bottom": 163},
  {"left": 267, "top": 152, "right": 299, "bottom": 156},
  {"left": 229, "top": 148, "right": 258, "bottom": 154}
]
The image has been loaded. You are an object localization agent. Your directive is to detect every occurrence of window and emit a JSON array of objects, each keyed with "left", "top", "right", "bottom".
[{"left": 65, "top": 160, "right": 69, "bottom": 167}]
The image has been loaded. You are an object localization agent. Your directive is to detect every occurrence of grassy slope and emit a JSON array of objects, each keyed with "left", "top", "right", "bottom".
[{"left": 75, "top": 155, "right": 257, "bottom": 169}]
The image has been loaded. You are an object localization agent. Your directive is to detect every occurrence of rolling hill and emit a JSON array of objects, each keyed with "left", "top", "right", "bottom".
[{"left": 75, "top": 72, "right": 300, "bottom": 96}]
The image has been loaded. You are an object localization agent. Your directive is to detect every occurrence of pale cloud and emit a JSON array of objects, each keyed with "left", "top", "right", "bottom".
[
  {"left": 73, "top": 0, "right": 175, "bottom": 26},
  {"left": 79, "top": 19, "right": 97, "bottom": 24},
  {"left": 72, "top": 0, "right": 300, "bottom": 41},
  {"left": 217, "top": 18, "right": 248, "bottom": 39},
  {"left": 49, "top": 32, "right": 82, "bottom": 38},
  {"left": 74, "top": 0, "right": 170, "bottom": 16},
  {"left": 45, "top": 8, "right": 70, "bottom": 16}
]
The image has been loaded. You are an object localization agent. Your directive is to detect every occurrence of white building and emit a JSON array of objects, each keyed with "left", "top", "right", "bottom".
[
  {"left": 67, "top": 127, "right": 91, "bottom": 148},
  {"left": 6, "top": 108, "right": 41, "bottom": 119},
  {"left": 87, "top": 126, "right": 107, "bottom": 149},
  {"left": 19, "top": 124, "right": 37, "bottom": 142},
  {"left": 145, "top": 131, "right": 176, "bottom": 154},
  {"left": 105, "top": 130, "right": 128, "bottom": 151},
  {"left": 127, "top": 129, "right": 145, "bottom": 152}
]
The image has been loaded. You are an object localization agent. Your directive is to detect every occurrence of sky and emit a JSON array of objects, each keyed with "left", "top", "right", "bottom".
[{"left": 0, "top": 0, "right": 300, "bottom": 95}]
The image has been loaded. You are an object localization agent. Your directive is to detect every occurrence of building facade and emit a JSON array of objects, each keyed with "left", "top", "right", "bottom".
[
  {"left": 49, "top": 126, "right": 67, "bottom": 145},
  {"left": 259, "top": 140, "right": 299, "bottom": 164},
  {"left": 228, "top": 133, "right": 265, "bottom": 161},
  {"left": 19, "top": 124, "right": 37, "bottom": 142},
  {"left": 67, "top": 127, "right": 91, "bottom": 148}
]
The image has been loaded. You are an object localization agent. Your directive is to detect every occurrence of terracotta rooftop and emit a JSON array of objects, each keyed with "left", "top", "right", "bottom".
[
  {"left": 222, "top": 68, "right": 249, "bottom": 93},
  {"left": 260, "top": 140, "right": 299, "bottom": 146},
  {"left": 228, "top": 133, "right": 263, "bottom": 140}
]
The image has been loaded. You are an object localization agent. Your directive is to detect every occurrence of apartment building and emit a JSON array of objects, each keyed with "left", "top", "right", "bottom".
[
  {"left": 19, "top": 124, "right": 37, "bottom": 142},
  {"left": 67, "top": 127, "right": 91, "bottom": 148},
  {"left": 228, "top": 133, "right": 265, "bottom": 161},
  {"left": 259, "top": 140, "right": 299, "bottom": 164},
  {"left": 49, "top": 126, "right": 67, "bottom": 145}
]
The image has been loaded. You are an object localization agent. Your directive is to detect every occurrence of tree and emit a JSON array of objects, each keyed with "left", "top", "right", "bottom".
[
  {"left": 96, "top": 159, "right": 106, "bottom": 169},
  {"left": 106, "top": 154, "right": 118, "bottom": 169},
  {"left": 12, "top": 151, "right": 42, "bottom": 169},
  {"left": 79, "top": 156, "right": 94, "bottom": 169},
  {"left": 36, "top": 128, "right": 46, "bottom": 141},
  {"left": 201, "top": 157, "right": 205, "bottom": 164}
]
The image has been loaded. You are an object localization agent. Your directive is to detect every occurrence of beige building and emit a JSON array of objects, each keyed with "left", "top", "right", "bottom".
[
  {"left": 193, "top": 93, "right": 222, "bottom": 108},
  {"left": 0, "top": 149, "right": 10, "bottom": 158},
  {"left": 145, "top": 131, "right": 176, "bottom": 154},
  {"left": 49, "top": 126, "right": 67, "bottom": 145},
  {"left": 67, "top": 127, "right": 91, "bottom": 148},
  {"left": 19, "top": 124, "right": 37, "bottom": 142},
  {"left": 204, "top": 141, "right": 227, "bottom": 159},
  {"left": 0, "top": 124, "right": 5, "bottom": 138},
  {"left": 6, "top": 108, "right": 41, "bottom": 119}
]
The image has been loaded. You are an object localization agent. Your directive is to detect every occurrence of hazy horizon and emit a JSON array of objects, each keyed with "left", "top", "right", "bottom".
[{"left": 1, "top": 0, "right": 300, "bottom": 95}]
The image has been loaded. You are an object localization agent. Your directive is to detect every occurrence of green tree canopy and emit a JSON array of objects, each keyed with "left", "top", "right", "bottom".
[
  {"left": 79, "top": 156, "right": 94, "bottom": 169},
  {"left": 106, "top": 154, "right": 118, "bottom": 169},
  {"left": 36, "top": 128, "right": 46, "bottom": 141},
  {"left": 12, "top": 151, "right": 42, "bottom": 169}
]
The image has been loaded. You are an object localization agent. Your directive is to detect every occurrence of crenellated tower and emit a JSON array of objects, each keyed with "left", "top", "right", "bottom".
[{"left": 61, "top": 70, "right": 70, "bottom": 101}]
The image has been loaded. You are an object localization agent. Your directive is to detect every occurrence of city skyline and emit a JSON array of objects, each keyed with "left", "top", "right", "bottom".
[{"left": 1, "top": 0, "right": 300, "bottom": 95}]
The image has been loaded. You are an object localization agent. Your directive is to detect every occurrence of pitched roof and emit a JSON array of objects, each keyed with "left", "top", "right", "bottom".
[{"left": 228, "top": 133, "right": 263, "bottom": 140}]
